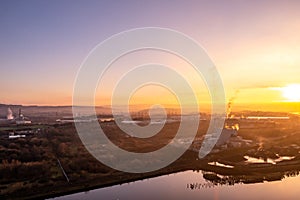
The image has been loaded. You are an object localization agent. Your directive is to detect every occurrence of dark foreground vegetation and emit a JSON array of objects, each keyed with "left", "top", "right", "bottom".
[{"left": 0, "top": 112, "right": 300, "bottom": 199}]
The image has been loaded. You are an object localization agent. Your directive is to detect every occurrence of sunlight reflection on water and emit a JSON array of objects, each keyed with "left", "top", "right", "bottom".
[{"left": 52, "top": 170, "right": 300, "bottom": 200}]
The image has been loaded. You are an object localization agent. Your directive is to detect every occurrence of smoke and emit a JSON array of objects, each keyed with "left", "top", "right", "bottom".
[
  {"left": 7, "top": 107, "right": 14, "bottom": 120},
  {"left": 227, "top": 90, "right": 239, "bottom": 118}
]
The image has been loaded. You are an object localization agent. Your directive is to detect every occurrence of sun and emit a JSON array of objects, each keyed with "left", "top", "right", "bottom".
[{"left": 281, "top": 84, "right": 300, "bottom": 102}]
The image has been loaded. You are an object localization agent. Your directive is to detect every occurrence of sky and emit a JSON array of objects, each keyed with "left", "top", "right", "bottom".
[{"left": 1, "top": 0, "right": 300, "bottom": 112}]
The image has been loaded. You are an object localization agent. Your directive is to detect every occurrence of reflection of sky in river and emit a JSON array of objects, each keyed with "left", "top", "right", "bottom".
[{"left": 52, "top": 170, "right": 300, "bottom": 200}]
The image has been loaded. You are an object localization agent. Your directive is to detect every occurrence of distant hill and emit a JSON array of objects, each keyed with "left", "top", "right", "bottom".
[{"left": 0, "top": 104, "right": 112, "bottom": 120}]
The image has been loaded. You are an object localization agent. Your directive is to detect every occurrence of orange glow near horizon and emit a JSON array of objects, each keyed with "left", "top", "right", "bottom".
[{"left": 1, "top": 1, "right": 300, "bottom": 115}]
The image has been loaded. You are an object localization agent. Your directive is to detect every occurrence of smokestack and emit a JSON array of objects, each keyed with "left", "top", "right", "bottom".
[
  {"left": 226, "top": 102, "right": 232, "bottom": 118},
  {"left": 7, "top": 107, "right": 14, "bottom": 120},
  {"left": 19, "top": 108, "right": 22, "bottom": 117},
  {"left": 227, "top": 90, "right": 239, "bottom": 118}
]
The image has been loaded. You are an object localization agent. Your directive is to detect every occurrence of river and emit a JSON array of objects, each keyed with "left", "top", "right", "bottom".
[{"left": 51, "top": 170, "right": 300, "bottom": 200}]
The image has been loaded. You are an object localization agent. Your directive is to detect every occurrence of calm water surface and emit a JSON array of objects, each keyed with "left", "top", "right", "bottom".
[{"left": 52, "top": 170, "right": 300, "bottom": 200}]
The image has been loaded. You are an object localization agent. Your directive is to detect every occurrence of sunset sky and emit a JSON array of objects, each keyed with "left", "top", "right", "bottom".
[{"left": 1, "top": 0, "right": 300, "bottom": 112}]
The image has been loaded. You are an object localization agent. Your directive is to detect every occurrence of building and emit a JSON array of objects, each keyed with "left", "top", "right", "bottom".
[{"left": 14, "top": 108, "right": 31, "bottom": 125}]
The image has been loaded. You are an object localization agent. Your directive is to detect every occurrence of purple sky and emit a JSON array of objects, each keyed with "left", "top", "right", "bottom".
[{"left": 1, "top": 0, "right": 300, "bottom": 105}]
